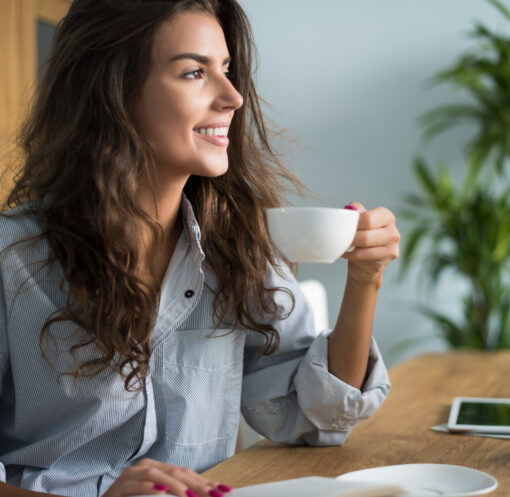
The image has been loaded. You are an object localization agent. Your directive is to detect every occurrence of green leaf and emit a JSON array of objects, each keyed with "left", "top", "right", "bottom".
[
  {"left": 496, "top": 298, "right": 510, "bottom": 348},
  {"left": 462, "top": 154, "right": 483, "bottom": 193},
  {"left": 386, "top": 332, "right": 446, "bottom": 363},
  {"left": 399, "top": 226, "right": 429, "bottom": 278},
  {"left": 495, "top": 124, "right": 509, "bottom": 173},
  {"left": 487, "top": 0, "right": 510, "bottom": 22},
  {"left": 429, "top": 254, "right": 456, "bottom": 285},
  {"left": 413, "top": 157, "right": 437, "bottom": 197},
  {"left": 401, "top": 0, "right": 510, "bottom": 351},
  {"left": 467, "top": 135, "right": 494, "bottom": 177},
  {"left": 416, "top": 305, "right": 467, "bottom": 348},
  {"left": 437, "top": 166, "right": 455, "bottom": 197},
  {"left": 421, "top": 105, "right": 485, "bottom": 141},
  {"left": 402, "top": 193, "right": 430, "bottom": 209}
]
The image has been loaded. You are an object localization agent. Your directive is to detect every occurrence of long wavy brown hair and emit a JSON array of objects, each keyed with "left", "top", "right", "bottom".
[{"left": 1, "top": 0, "right": 306, "bottom": 391}]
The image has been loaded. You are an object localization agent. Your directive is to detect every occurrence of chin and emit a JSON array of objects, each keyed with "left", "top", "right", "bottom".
[{"left": 196, "top": 161, "right": 229, "bottom": 178}]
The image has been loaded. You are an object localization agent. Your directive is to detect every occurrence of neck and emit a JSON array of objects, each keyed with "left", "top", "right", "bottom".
[
  {"left": 137, "top": 177, "right": 188, "bottom": 237},
  {"left": 135, "top": 175, "right": 189, "bottom": 286}
]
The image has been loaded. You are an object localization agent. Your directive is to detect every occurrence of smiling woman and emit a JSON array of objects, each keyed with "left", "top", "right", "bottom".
[
  {"left": 133, "top": 11, "right": 245, "bottom": 285},
  {"left": 0, "top": 1, "right": 398, "bottom": 497},
  {"left": 133, "top": 12, "right": 243, "bottom": 186}
]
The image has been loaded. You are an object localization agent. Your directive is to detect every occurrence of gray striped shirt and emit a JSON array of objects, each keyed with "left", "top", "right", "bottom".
[{"left": 0, "top": 196, "right": 390, "bottom": 496}]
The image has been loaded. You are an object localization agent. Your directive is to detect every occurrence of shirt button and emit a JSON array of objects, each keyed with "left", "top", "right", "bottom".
[{"left": 184, "top": 290, "right": 195, "bottom": 298}]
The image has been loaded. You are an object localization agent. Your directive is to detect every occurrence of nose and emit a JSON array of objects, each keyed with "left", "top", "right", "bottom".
[{"left": 214, "top": 75, "right": 244, "bottom": 112}]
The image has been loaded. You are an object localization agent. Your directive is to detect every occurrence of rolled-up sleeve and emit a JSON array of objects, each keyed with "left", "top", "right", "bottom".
[
  {"left": 241, "top": 263, "right": 390, "bottom": 446},
  {"left": 294, "top": 333, "right": 390, "bottom": 444}
]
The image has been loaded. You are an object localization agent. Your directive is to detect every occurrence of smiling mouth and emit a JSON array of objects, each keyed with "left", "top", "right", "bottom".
[
  {"left": 193, "top": 126, "right": 228, "bottom": 136},
  {"left": 193, "top": 127, "right": 229, "bottom": 146}
]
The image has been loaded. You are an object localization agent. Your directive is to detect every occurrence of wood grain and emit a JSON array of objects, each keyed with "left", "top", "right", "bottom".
[
  {"left": 39, "top": 0, "right": 70, "bottom": 25},
  {"left": 0, "top": 0, "right": 70, "bottom": 206},
  {"left": 0, "top": 0, "right": 22, "bottom": 204},
  {"left": 203, "top": 352, "right": 510, "bottom": 496}
]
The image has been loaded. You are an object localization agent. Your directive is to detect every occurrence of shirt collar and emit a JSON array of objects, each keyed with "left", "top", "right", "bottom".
[{"left": 180, "top": 193, "right": 205, "bottom": 264}]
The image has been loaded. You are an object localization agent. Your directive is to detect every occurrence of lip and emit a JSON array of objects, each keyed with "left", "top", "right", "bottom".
[
  {"left": 193, "top": 122, "right": 231, "bottom": 129},
  {"left": 193, "top": 122, "right": 230, "bottom": 147},
  {"left": 193, "top": 132, "right": 229, "bottom": 147}
]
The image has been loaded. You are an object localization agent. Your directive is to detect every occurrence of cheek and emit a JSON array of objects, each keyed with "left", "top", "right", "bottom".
[
  {"left": 156, "top": 102, "right": 207, "bottom": 156},
  {"left": 136, "top": 81, "right": 193, "bottom": 144},
  {"left": 142, "top": 99, "right": 182, "bottom": 142}
]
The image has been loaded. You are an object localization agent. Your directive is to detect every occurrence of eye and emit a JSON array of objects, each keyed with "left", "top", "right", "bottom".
[
  {"left": 183, "top": 68, "right": 204, "bottom": 80},
  {"left": 224, "top": 70, "right": 235, "bottom": 81}
]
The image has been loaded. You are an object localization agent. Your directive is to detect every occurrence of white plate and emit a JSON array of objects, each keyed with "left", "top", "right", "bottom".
[{"left": 337, "top": 464, "right": 498, "bottom": 497}]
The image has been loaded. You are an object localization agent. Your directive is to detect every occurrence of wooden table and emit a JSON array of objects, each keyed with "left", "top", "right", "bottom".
[{"left": 203, "top": 352, "right": 510, "bottom": 495}]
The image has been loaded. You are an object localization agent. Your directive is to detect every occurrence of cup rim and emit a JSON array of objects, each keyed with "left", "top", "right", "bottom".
[{"left": 265, "top": 206, "right": 357, "bottom": 213}]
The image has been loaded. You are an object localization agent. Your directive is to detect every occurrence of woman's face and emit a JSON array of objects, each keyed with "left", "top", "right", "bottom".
[{"left": 134, "top": 11, "right": 244, "bottom": 184}]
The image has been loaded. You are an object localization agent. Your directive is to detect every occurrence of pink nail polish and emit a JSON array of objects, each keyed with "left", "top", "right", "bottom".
[
  {"left": 344, "top": 204, "right": 358, "bottom": 211},
  {"left": 217, "top": 484, "right": 232, "bottom": 493},
  {"left": 153, "top": 484, "right": 168, "bottom": 491},
  {"left": 186, "top": 490, "right": 199, "bottom": 497},
  {"left": 209, "top": 490, "right": 223, "bottom": 497}
]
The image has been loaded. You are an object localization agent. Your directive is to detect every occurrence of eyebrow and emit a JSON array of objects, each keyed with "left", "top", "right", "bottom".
[{"left": 169, "top": 53, "right": 231, "bottom": 65}]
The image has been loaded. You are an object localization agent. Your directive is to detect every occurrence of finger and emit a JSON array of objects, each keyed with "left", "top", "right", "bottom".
[
  {"left": 130, "top": 466, "right": 190, "bottom": 497},
  {"left": 357, "top": 206, "right": 396, "bottom": 231},
  {"left": 115, "top": 479, "right": 175, "bottom": 497},
  {"left": 344, "top": 244, "right": 400, "bottom": 261},
  {"left": 153, "top": 464, "right": 223, "bottom": 497},
  {"left": 132, "top": 460, "right": 228, "bottom": 496},
  {"left": 345, "top": 201, "right": 366, "bottom": 213},
  {"left": 165, "top": 469, "right": 222, "bottom": 497},
  {"left": 351, "top": 225, "right": 400, "bottom": 249},
  {"left": 135, "top": 458, "right": 160, "bottom": 468}
]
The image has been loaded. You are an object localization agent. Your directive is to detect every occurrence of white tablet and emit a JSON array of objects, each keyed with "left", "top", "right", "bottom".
[{"left": 447, "top": 397, "right": 510, "bottom": 433}]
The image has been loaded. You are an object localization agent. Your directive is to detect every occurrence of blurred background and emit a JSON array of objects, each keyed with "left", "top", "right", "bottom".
[
  {"left": 1, "top": 0, "right": 507, "bottom": 366},
  {"left": 238, "top": 0, "right": 508, "bottom": 365}
]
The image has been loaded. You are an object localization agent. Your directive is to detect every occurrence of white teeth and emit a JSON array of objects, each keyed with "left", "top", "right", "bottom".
[{"left": 194, "top": 127, "right": 228, "bottom": 137}]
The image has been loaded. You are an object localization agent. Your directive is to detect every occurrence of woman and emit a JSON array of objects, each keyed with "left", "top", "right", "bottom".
[{"left": 0, "top": 0, "right": 400, "bottom": 496}]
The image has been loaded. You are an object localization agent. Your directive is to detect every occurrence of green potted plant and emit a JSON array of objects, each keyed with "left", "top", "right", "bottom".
[{"left": 400, "top": 0, "right": 510, "bottom": 350}]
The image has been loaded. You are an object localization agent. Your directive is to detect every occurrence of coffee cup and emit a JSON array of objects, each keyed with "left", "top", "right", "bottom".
[{"left": 265, "top": 207, "right": 359, "bottom": 263}]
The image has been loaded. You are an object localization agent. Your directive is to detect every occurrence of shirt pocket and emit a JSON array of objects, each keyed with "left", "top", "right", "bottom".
[{"left": 157, "top": 328, "right": 244, "bottom": 446}]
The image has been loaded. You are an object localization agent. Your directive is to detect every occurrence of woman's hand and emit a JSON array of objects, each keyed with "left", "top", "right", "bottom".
[
  {"left": 102, "top": 458, "right": 232, "bottom": 497},
  {"left": 342, "top": 202, "right": 400, "bottom": 286}
]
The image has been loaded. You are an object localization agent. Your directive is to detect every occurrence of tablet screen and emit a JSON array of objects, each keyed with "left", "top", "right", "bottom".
[{"left": 457, "top": 401, "right": 510, "bottom": 426}]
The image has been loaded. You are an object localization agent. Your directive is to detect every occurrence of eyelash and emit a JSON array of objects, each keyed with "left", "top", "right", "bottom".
[{"left": 183, "top": 68, "right": 234, "bottom": 81}]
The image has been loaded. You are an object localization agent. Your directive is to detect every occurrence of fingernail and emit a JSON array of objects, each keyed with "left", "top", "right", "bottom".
[
  {"left": 153, "top": 484, "right": 168, "bottom": 491},
  {"left": 217, "top": 484, "right": 232, "bottom": 493},
  {"left": 186, "top": 490, "right": 199, "bottom": 497},
  {"left": 209, "top": 490, "right": 223, "bottom": 497},
  {"left": 344, "top": 204, "right": 358, "bottom": 211}
]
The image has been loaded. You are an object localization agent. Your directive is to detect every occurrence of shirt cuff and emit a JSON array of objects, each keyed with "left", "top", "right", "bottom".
[
  {"left": 0, "top": 462, "right": 5, "bottom": 482},
  {"left": 294, "top": 333, "right": 390, "bottom": 432}
]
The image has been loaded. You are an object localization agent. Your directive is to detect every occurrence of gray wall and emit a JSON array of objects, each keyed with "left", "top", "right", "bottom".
[{"left": 239, "top": 0, "right": 503, "bottom": 365}]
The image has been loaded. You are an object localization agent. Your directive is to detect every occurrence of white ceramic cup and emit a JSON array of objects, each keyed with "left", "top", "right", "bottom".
[{"left": 265, "top": 207, "right": 359, "bottom": 263}]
